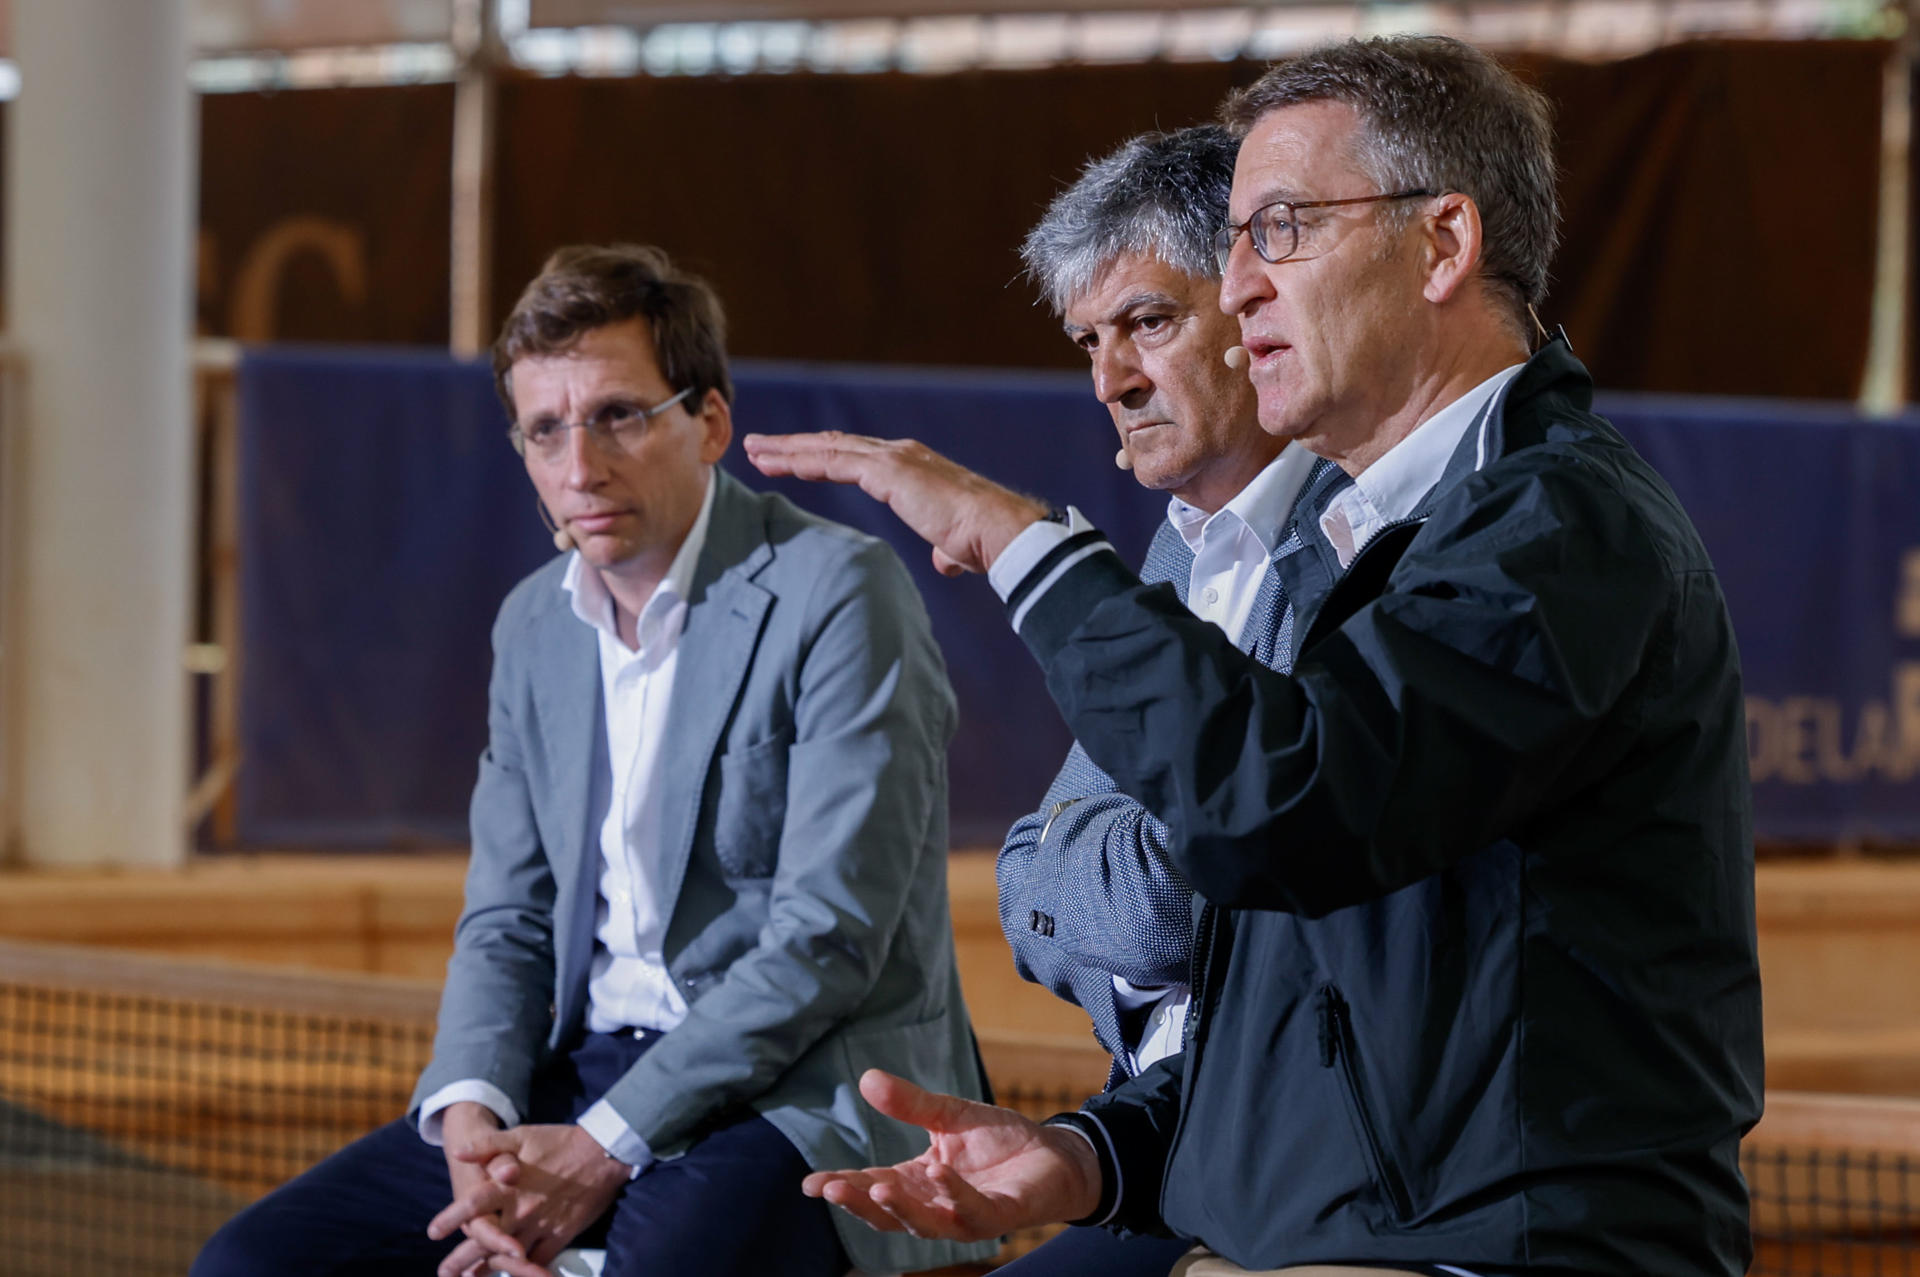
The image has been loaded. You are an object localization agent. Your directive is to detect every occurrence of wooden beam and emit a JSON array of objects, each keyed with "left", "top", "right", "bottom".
[
  {"left": 450, "top": 0, "right": 499, "bottom": 358},
  {"left": 1860, "top": 10, "right": 1914, "bottom": 412},
  {"left": 531, "top": 0, "right": 1265, "bottom": 23}
]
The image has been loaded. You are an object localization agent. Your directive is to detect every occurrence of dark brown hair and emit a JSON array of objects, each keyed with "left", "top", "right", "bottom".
[
  {"left": 492, "top": 243, "right": 732, "bottom": 418},
  {"left": 1222, "top": 37, "right": 1558, "bottom": 328}
]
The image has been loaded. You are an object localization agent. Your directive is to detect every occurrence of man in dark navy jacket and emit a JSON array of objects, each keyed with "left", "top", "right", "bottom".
[{"left": 747, "top": 34, "right": 1762, "bottom": 1277}]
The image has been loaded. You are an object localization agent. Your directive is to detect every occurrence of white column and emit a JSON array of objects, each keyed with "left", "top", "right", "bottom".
[{"left": 3, "top": 0, "right": 195, "bottom": 866}]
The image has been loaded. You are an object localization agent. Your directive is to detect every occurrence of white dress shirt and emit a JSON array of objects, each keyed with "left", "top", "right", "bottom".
[
  {"left": 998, "top": 446, "right": 1319, "bottom": 1074},
  {"left": 1319, "top": 365, "right": 1523, "bottom": 568},
  {"left": 418, "top": 471, "right": 717, "bottom": 1173}
]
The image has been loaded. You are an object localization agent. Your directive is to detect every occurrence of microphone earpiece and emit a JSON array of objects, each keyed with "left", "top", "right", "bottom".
[
  {"left": 1224, "top": 345, "right": 1251, "bottom": 371},
  {"left": 536, "top": 497, "right": 576, "bottom": 553},
  {"left": 1114, "top": 448, "right": 1133, "bottom": 471}
]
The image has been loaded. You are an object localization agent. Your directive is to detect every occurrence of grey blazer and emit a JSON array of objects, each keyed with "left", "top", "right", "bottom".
[{"left": 410, "top": 469, "right": 995, "bottom": 1273}]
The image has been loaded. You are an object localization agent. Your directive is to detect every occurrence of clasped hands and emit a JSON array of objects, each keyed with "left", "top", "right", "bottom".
[
  {"left": 428, "top": 1070, "right": 1102, "bottom": 1273},
  {"left": 428, "top": 1103, "right": 630, "bottom": 1277}
]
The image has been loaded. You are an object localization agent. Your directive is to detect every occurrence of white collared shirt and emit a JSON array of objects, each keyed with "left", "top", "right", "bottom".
[
  {"left": 1103, "top": 446, "right": 1317, "bottom": 1073},
  {"left": 1169, "top": 442, "right": 1320, "bottom": 644},
  {"left": 1320, "top": 365, "right": 1523, "bottom": 568},
  {"left": 417, "top": 470, "right": 717, "bottom": 1173}
]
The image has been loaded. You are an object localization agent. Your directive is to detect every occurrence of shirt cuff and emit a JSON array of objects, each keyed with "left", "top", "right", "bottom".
[
  {"left": 578, "top": 1098, "right": 655, "bottom": 1179},
  {"left": 417, "top": 1080, "right": 520, "bottom": 1146},
  {"left": 988, "top": 510, "right": 1079, "bottom": 601},
  {"left": 991, "top": 506, "right": 1115, "bottom": 636}
]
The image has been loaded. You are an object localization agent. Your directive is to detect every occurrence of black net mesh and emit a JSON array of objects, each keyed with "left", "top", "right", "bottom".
[
  {"left": 0, "top": 944, "right": 435, "bottom": 1277},
  {"left": 5, "top": 938, "right": 1918, "bottom": 1277},
  {"left": 1746, "top": 1142, "right": 1920, "bottom": 1276}
]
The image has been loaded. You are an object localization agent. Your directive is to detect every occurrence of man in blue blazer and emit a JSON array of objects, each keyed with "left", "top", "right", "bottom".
[
  {"left": 995, "top": 126, "right": 1337, "bottom": 1277},
  {"left": 193, "top": 244, "right": 994, "bottom": 1277}
]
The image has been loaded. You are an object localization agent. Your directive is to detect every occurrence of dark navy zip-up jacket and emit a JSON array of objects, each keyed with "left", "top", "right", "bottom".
[{"left": 1019, "top": 340, "right": 1763, "bottom": 1276}]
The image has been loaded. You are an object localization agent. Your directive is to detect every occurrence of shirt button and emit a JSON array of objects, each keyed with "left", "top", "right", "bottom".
[{"left": 1203, "top": 587, "right": 1220, "bottom": 605}]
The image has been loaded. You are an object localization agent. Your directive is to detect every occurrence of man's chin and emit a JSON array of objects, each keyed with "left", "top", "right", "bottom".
[{"left": 575, "top": 537, "right": 637, "bottom": 568}]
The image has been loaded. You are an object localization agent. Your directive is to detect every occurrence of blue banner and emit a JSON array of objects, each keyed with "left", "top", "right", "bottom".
[{"left": 235, "top": 348, "right": 1920, "bottom": 847}]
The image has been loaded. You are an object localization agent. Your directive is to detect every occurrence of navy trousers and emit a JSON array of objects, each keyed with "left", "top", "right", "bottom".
[
  {"left": 996, "top": 1225, "right": 1193, "bottom": 1277},
  {"left": 192, "top": 1031, "right": 848, "bottom": 1277}
]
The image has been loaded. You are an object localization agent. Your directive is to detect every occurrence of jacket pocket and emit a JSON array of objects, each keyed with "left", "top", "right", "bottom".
[
  {"left": 712, "top": 733, "right": 789, "bottom": 878},
  {"left": 1318, "top": 983, "right": 1413, "bottom": 1223},
  {"left": 837, "top": 1011, "right": 955, "bottom": 1164}
]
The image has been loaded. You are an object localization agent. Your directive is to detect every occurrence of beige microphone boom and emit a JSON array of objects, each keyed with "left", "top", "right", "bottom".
[
  {"left": 553, "top": 526, "right": 575, "bottom": 552},
  {"left": 1224, "top": 345, "right": 1251, "bottom": 371},
  {"left": 1114, "top": 447, "right": 1133, "bottom": 471}
]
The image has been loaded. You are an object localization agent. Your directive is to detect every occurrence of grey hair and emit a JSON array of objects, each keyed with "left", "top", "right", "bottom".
[
  {"left": 1021, "top": 125, "right": 1239, "bottom": 315},
  {"left": 1221, "top": 36, "right": 1559, "bottom": 328}
]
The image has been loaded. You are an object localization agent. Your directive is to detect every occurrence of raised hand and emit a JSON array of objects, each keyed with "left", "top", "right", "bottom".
[
  {"left": 802, "top": 1069, "right": 1102, "bottom": 1241},
  {"left": 742, "top": 432, "right": 1048, "bottom": 577}
]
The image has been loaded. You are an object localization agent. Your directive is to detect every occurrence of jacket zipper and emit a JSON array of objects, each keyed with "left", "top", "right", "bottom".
[
  {"left": 1182, "top": 903, "right": 1222, "bottom": 1054},
  {"left": 1298, "top": 515, "right": 1428, "bottom": 655},
  {"left": 1159, "top": 899, "right": 1223, "bottom": 1204},
  {"left": 1318, "top": 983, "right": 1414, "bottom": 1222}
]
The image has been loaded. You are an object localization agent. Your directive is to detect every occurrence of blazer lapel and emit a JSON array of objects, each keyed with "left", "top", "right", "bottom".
[
  {"left": 652, "top": 471, "right": 773, "bottom": 917},
  {"left": 527, "top": 590, "right": 604, "bottom": 1040}
]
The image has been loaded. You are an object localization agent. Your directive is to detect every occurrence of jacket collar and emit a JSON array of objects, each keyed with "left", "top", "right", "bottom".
[{"left": 1419, "top": 335, "right": 1595, "bottom": 522}]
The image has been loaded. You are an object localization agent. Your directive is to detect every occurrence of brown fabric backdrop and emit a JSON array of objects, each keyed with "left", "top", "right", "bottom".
[
  {"left": 1514, "top": 40, "right": 1888, "bottom": 399},
  {"left": 490, "top": 62, "right": 1255, "bottom": 370},
  {"left": 0, "top": 41, "right": 1880, "bottom": 394},
  {"left": 488, "top": 40, "right": 1892, "bottom": 397},
  {"left": 198, "top": 84, "right": 453, "bottom": 345}
]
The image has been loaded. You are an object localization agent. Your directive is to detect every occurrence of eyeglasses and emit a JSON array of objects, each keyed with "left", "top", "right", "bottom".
[
  {"left": 1212, "top": 190, "right": 1431, "bottom": 273},
  {"left": 510, "top": 387, "right": 693, "bottom": 461}
]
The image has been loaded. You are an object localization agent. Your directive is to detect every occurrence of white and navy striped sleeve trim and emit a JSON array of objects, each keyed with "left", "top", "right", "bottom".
[
  {"left": 987, "top": 506, "right": 1118, "bottom": 634},
  {"left": 1043, "top": 1110, "right": 1123, "bottom": 1227}
]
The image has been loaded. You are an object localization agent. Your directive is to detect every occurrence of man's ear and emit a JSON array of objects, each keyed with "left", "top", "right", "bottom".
[
  {"left": 697, "top": 388, "right": 733, "bottom": 464},
  {"left": 1421, "top": 192, "right": 1484, "bottom": 306}
]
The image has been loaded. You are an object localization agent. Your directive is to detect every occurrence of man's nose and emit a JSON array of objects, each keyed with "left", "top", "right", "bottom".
[
  {"left": 561, "top": 424, "right": 604, "bottom": 487},
  {"left": 1091, "top": 345, "right": 1151, "bottom": 408},
  {"left": 1217, "top": 233, "right": 1271, "bottom": 320}
]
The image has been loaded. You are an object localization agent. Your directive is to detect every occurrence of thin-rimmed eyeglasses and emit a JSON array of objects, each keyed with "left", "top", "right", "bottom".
[
  {"left": 1213, "top": 190, "right": 1431, "bottom": 273},
  {"left": 509, "top": 387, "right": 693, "bottom": 461}
]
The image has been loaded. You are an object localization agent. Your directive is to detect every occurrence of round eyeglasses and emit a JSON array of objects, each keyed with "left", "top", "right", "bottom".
[
  {"left": 509, "top": 387, "right": 693, "bottom": 462},
  {"left": 1213, "top": 190, "right": 1432, "bottom": 273}
]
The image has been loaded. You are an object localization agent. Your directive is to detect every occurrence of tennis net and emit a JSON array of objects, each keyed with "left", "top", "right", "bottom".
[{"left": 4, "top": 937, "right": 1917, "bottom": 1275}]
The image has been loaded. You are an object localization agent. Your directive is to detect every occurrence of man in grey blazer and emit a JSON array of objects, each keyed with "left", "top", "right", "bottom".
[
  {"left": 193, "top": 244, "right": 994, "bottom": 1277},
  {"left": 993, "top": 127, "right": 1337, "bottom": 1277}
]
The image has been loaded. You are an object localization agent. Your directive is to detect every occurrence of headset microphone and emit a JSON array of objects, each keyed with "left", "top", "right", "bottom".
[
  {"left": 536, "top": 499, "right": 576, "bottom": 552},
  {"left": 1114, "top": 447, "right": 1133, "bottom": 471},
  {"left": 1224, "top": 345, "right": 1251, "bottom": 371}
]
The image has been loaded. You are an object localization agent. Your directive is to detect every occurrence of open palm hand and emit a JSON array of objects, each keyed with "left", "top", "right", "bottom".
[{"left": 801, "top": 1069, "right": 1102, "bottom": 1242}]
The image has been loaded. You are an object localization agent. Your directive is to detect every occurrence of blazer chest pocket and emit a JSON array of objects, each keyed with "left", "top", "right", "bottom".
[{"left": 712, "top": 735, "right": 789, "bottom": 878}]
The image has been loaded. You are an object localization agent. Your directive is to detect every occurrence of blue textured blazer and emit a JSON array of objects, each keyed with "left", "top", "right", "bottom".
[{"left": 995, "top": 459, "right": 1337, "bottom": 1080}]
